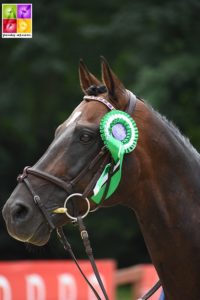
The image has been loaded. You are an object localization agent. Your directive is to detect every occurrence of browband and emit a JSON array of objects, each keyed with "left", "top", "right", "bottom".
[
  {"left": 83, "top": 95, "right": 115, "bottom": 110},
  {"left": 83, "top": 90, "right": 137, "bottom": 113}
]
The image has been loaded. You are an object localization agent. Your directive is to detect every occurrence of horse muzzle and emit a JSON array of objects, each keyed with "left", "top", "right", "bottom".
[{"left": 2, "top": 195, "right": 51, "bottom": 246}]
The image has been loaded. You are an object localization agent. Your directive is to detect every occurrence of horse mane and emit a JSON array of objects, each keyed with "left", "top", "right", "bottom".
[{"left": 154, "top": 107, "right": 200, "bottom": 160}]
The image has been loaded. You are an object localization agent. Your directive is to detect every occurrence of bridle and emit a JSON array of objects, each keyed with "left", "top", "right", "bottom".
[
  {"left": 17, "top": 91, "right": 161, "bottom": 300},
  {"left": 17, "top": 145, "right": 109, "bottom": 229},
  {"left": 17, "top": 91, "right": 136, "bottom": 228}
]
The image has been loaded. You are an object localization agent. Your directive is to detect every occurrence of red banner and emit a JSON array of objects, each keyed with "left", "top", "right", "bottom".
[{"left": 0, "top": 260, "right": 115, "bottom": 300}]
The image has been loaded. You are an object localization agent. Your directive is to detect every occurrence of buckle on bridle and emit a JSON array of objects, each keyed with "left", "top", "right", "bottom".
[{"left": 17, "top": 166, "right": 31, "bottom": 182}]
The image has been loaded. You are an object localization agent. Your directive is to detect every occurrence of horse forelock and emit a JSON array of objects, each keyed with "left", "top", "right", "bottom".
[{"left": 85, "top": 84, "right": 107, "bottom": 96}]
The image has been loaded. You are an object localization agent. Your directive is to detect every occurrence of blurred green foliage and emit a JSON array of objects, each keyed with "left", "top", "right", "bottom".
[
  {"left": 117, "top": 285, "right": 132, "bottom": 300},
  {"left": 1, "top": 0, "right": 200, "bottom": 267}
]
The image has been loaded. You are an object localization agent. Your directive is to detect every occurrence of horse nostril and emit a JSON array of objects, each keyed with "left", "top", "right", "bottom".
[{"left": 12, "top": 203, "right": 30, "bottom": 222}]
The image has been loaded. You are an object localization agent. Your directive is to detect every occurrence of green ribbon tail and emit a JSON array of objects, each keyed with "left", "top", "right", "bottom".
[{"left": 91, "top": 136, "right": 125, "bottom": 204}]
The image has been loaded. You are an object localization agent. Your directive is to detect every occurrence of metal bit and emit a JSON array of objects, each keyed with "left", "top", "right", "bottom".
[{"left": 52, "top": 207, "right": 67, "bottom": 214}]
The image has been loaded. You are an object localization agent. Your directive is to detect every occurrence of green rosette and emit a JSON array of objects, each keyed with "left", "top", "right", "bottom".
[
  {"left": 100, "top": 110, "right": 138, "bottom": 153},
  {"left": 91, "top": 110, "right": 139, "bottom": 204}
]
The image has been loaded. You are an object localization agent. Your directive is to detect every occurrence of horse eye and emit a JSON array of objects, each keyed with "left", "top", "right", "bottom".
[{"left": 80, "top": 133, "right": 92, "bottom": 143}]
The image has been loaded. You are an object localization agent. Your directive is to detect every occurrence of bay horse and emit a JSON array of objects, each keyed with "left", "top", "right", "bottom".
[{"left": 3, "top": 58, "right": 200, "bottom": 300}]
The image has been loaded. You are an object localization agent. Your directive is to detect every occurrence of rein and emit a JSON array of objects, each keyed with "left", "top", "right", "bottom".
[{"left": 17, "top": 91, "right": 161, "bottom": 300}]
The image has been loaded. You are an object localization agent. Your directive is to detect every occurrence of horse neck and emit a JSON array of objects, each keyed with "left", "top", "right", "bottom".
[
  {"left": 123, "top": 101, "right": 200, "bottom": 300},
  {"left": 131, "top": 101, "right": 200, "bottom": 209}
]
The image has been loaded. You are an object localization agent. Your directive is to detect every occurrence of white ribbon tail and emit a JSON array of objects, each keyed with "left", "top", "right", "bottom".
[{"left": 93, "top": 160, "right": 120, "bottom": 196}]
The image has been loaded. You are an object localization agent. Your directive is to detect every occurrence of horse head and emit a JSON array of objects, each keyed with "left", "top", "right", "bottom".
[{"left": 2, "top": 58, "right": 142, "bottom": 246}]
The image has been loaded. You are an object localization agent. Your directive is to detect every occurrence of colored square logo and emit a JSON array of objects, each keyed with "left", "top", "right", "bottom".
[
  {"left": 3, "top": 19, "right": 17, "bottom": 33},
  {"left": 17, "top": 4, "right": 31, "bottom": 19},
  {"left": 2, "top": 3, "right": 32, "bottom": 38},
  {"left": 17, "top": 19, "right": 31, "bottom": 33},
  {"left": 2, "top": 4, "right": 17, "bottom": 19}
]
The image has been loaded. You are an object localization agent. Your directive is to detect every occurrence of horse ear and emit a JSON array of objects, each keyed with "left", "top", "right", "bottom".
[
  {"left": 101, "top": 56, "right": 128, "bottom": 110},
  {"left": 79, "top": 59, "right": 101, "bottom": 94}
]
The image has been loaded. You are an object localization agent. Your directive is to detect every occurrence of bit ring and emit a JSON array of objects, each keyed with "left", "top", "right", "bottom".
[{"left": 63, "top": 193, "right": 90, "bottom": 221}]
